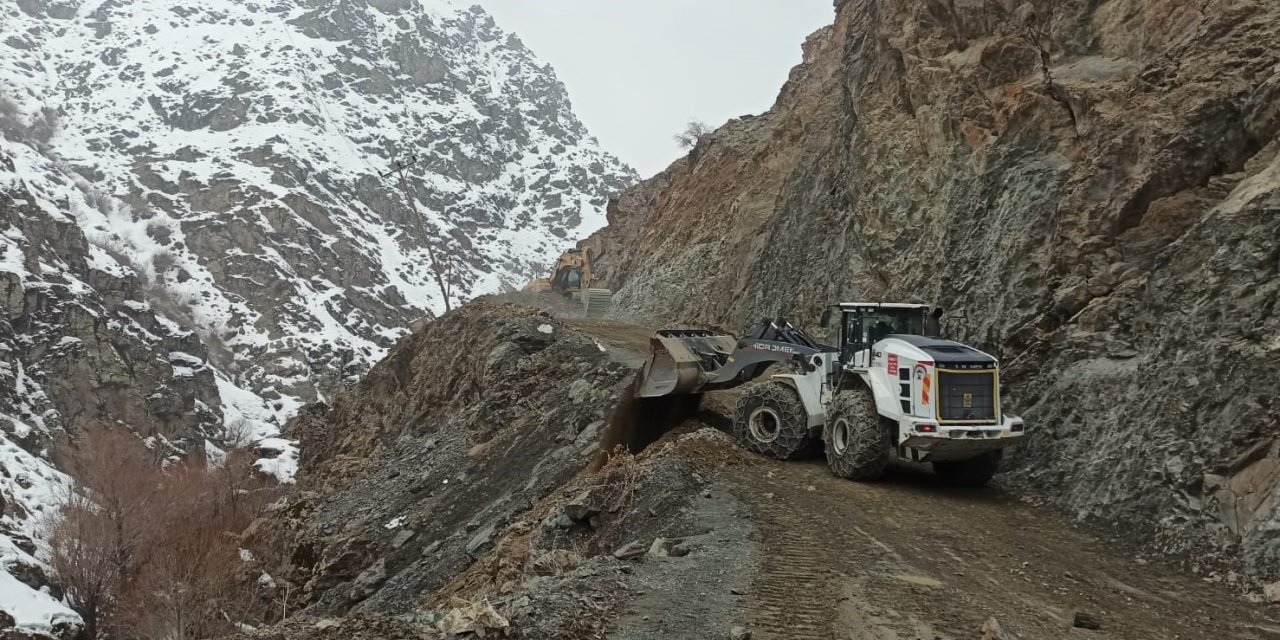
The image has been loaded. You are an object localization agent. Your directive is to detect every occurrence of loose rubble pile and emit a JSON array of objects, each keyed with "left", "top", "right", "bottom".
[{"left": 233, "top": 304, "right": 753, "bottom": 639}]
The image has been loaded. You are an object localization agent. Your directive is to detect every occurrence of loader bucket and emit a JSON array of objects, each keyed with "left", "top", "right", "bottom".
[{"left": 635, "top": 330, "right": 738, "bottom": 398}]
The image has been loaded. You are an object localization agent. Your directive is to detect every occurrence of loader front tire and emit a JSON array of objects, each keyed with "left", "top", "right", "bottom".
[
  {"left": 823, "top": 390, "right": 891, "bottom": 480},
  {"left": 733, "top": 381, "right": 810, "bottom": 460},
  {"left": 933, "top": 452, "right": 1001, "bottom": 487}
]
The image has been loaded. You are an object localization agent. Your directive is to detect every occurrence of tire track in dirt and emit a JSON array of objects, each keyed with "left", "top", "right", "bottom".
[
  {"left": 734, "top": 466, "right": 944, "bottom": 640},
  {"left": 746, "top": 501, "right": 837, "bottom": 639},
  {"left": 728, "top": 459, "right": 1280, "bottom": 640}
]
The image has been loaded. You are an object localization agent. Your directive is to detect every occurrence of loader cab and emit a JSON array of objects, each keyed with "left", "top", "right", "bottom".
[{"left": 825, "top": 303, "right": 935, "bottom": 368}]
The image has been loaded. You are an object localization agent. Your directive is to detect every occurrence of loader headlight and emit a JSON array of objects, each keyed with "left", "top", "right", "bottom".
[
  {"left": 1011, "top": 422, "right": 1025, "bottom": 433},
  {"left": 917, "top": 423, "right": 937, "bottom": 433}
]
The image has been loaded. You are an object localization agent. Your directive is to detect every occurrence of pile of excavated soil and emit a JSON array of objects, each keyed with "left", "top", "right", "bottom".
[{"left": 417, "top": 427, "right": 757, "bottom": 639}]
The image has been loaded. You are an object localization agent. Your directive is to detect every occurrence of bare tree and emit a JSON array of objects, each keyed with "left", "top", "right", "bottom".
[
  {"left": 49, "top": 427, "right": 161, "bottom": 639},
  {"left": 673, "top": 119, "right": 712, "bottom": 149},
  {"left": 48, "top": 426, "right": 279, "bottom": 639}
]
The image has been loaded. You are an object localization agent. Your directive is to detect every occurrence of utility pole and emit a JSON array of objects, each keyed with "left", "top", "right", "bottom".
[{"left": 383, "top": 155, "right": 453, "bottom": 312}]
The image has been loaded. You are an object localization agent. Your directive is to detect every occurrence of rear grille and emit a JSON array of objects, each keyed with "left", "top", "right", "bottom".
[{"left": 937, "top": 369, "right": 997, "bottom": 423}]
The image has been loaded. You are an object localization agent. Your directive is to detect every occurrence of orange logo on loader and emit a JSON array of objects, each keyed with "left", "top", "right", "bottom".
[{"left": 921, "top": 373, "right": 931, "bottom": 405}]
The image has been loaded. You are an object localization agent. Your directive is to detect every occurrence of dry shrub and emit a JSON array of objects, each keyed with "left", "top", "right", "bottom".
[
  {"left": 0, "top": 94, "right": 22, "bottom": 140},
  {"left": 0, "top": 94, "right": 57, "bottom": 147},
  {"left": 673, "top": 119, "right": 711, "bottom": 149},
  {"left": 595, "top": 446, "right": 645, "bottom": 513},
  {"left": 49, "top": 426, "right": 280, "bottom": 640},
  {"left": 150, "top": 248, "right": 176, "bottom": 276}
]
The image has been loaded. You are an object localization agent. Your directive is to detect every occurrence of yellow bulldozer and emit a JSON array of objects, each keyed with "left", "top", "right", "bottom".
[{"left": 525, "top": 248, "right": 613, "bottom": 316}]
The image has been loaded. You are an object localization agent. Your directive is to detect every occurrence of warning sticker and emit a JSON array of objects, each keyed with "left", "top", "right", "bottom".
[{"left": 887, "top": 353, "right": 898, "bottom": 375}]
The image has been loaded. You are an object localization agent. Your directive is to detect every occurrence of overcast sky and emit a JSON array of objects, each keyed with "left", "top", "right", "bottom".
[{"left": 479, "top": 1, "right": 835, "bottom": 178}]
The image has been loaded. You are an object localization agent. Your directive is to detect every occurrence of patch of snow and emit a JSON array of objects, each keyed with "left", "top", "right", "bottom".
[
  {"left": 538, "top": 324, "right": 555, "bottom": 335},
  {"left": 0, "top": 571, "right": 80, "bottom": 634}
]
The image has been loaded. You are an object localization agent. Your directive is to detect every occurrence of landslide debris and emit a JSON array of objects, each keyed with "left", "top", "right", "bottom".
[
  {"left": 252, "top": 303, "right": 634, "bottom": 618},
  {"left": 231, "top": 300, "right": 771, "bottom": 639}
]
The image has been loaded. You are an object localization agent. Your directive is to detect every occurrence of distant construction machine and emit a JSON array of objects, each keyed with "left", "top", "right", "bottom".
[
  {"left": 525, "top": 248, "right": 613, "bottom": 316},
  {"left": 634, "top": 303, "right": 1025, "bottom": 486}
]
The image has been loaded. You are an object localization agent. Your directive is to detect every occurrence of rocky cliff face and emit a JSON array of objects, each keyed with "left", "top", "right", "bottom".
[
  {"left": 0, "top": 137, "right": 215, "bottom": 635},
  {"left": 588, "top": 0, "right": 1280, "bottom": 576},
  {"left": 0, "top": 0, "right": 631, "bottom": 632}
]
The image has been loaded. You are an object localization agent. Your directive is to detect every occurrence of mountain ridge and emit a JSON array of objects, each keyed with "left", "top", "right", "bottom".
[{"left": 0, "top": 0, "right": 633, "bottom": 632}]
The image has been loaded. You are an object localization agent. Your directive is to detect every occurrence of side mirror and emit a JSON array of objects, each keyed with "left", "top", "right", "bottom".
[
  {"left": 932, "top": 307, "right": 944, "bottom": 319},
  {"left": 819, "top": 306, "right": 832, "bottom": 327}
]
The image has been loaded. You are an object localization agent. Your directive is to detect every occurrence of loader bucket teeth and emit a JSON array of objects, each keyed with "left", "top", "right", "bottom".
[{"left": 635, "top": 330, "right": 738, "bottom": 398}]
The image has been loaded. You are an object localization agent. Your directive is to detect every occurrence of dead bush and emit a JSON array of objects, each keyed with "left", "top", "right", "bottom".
[
  {"left": 0, "top": 94, "right": 22, "bottom": 140},
  {"left": 595, "top": 447, "right": 645, "bottom": 513},
  {"left": 48, "top": 426, "right": 281, "bottom": 640},
  {"left": 151, "top": 249, "right": 176, "bottom": 278},
  {"left": 0, "top": 94, "right": 59, "bottom": 148}
]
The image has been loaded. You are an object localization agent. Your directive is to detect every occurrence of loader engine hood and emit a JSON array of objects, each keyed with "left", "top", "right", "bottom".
[{"left": 885, "top": 334, "right": 996, "bottom": 367}]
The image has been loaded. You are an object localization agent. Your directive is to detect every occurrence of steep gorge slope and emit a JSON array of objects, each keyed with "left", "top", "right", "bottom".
[
  {"left": 587, "top": 0, "right": 1280, "bottom": 576},
  {"left": 0, "top": 0, "right": 631, "bottom": 632}
]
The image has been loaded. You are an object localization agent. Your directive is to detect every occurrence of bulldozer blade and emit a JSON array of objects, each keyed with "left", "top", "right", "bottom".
[
  {"left": 635, "top": 330, "right": 738, "bottom": 398},
  {"left": 583, "top": 288, "right": 612, "bottom": 315},
  {"left": 583, "top": 288, "right": 613, "bottom": 316}
]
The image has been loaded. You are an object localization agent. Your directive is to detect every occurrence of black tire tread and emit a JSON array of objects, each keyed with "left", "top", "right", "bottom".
[
  {"left": 823, "top": 390, "right": 891, "bottom": 480},
  {"left": 733, "top": 381, "right": 811, "bottom": 460}
]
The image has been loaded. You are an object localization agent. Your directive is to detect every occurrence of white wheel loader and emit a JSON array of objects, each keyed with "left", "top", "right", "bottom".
[{"left": 634, "top": 303, "right": 1025, "bottom": 486}]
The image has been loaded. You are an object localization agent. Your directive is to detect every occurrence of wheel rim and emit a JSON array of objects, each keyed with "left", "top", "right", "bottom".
[
  {"left": 748, "top": 407, "right": 782, "bottom": 443},
  {"left": 831, "top": 418, "right": 850, "bottom": 454}
]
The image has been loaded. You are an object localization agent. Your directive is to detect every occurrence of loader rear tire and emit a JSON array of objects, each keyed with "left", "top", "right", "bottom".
[
  {"left": 733, "top": 381, "right": 810, "bottom": 460},
  {"left": 933, "top": 452, "right": 1001, "bottom": 487},
  {"left": 823, "top": 390, "right": 891, "bottom": 481}
]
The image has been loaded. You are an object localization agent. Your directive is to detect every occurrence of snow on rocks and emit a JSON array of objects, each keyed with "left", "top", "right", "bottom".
[{"left": 0, "top": 0, "right": 631, "bottom": 631}]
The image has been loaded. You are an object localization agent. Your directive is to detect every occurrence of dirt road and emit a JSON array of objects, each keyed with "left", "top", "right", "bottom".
[
  {"left": 730, "top": 458, "right": 1280, "bottom": 639},
  {"left": 560, "top": 316, "right": 1280, "bottom": 639}
]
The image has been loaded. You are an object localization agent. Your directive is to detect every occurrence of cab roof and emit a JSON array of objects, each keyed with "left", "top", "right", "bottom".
[{"left": 835, "top": 302, "right": 931, "bottom": 310}]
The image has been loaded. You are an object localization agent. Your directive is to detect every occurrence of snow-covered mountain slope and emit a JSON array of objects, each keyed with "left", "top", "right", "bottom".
[{"left": 0, "top": 0, "right": 633, "bottom": 632}]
